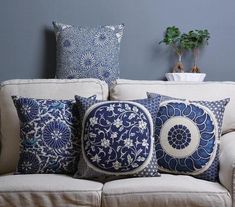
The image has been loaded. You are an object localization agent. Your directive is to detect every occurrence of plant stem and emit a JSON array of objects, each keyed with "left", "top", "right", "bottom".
[
  {"left": 172, "top": 43, "right": 182, "bottom": 60},
  {"left": 178, "top": 55, "right": 182, "bottom": 62},
  {"left": 193, "top": 48, "right": 199, "bottom": 67}
]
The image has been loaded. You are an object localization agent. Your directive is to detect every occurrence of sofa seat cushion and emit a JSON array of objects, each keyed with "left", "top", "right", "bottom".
[
  {"left": 102, "top": 174, "right": 231, "bottom": 207},
  {"left": 0, "top": 174, "right": 103, "bottom": 207}
]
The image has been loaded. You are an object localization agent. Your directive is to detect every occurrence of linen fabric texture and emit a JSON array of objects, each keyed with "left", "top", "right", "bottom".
[
  {"left": 0, "top": 174, "right": 103, "bottom": 207},
  {"left": 74, "top": 95, "right": 161, "bottom": 180},
  {"left": 12, "top": 96, "right": 81, "bottom": 174},
  {"left": 102, "top": 174, "right": 231, "bottom": 207},
  {"left": 148, "top": 92, "right": 230, "bottom": 182},
  {"left": 53, "top": 22, "right": 124, "bottom": 86}
]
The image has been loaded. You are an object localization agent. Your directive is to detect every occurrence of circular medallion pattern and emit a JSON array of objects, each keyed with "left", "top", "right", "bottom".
[
  {"left": 79, "top": 51, "right": 96, "bottom": 69},
  {"left": 160, "top": 116, "right": 200, "bottom": 158},
  {"left": 83, "top": 102, "right": 153, "bottom": 175},
  {"left": 43, "top": 121, "right": 71, "bottom": 149},
  {"left": 18, "top": 152, "right": 40, "bottom": 174},
  {"left": 156, "top": 101, "right": 218, "bottom": 175},
  {"left": 94, "top": 31, "right": 111, "bottom": 47},
  {"left": 16, "top": 98, "right": 39, "bottom": 122},
  {"left": 168, "top": 124, "right": 191, "bottom": 149}
]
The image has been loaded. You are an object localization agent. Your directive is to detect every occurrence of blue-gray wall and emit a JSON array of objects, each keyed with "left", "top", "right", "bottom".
[{"left": 1, "top": 0, "right": 235, "bottom": 82}]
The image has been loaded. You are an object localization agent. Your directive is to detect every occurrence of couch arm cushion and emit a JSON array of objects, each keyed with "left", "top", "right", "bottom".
[{"left": 220, "top": 132, "right": 235, "bottom": 201}]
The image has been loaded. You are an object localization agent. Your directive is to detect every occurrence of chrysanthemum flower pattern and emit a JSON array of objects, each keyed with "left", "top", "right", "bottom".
[
  {"left": 17, "top": 152, "right": 40, "bottom": 174},
  {"left": 15, "top": 98, "right": 39, "bottom": 122},
  {"left": 80, "top": 52, "right": 96, "bottom": 69},
  {"left": 43, "top": 121, "right": 70, "bottom": 149},
  {"left": 54, "top": 22, "right": 124, "bottom": 86},
  {"left": 12, "top": 97, "right": 80, "bottom": 174}
]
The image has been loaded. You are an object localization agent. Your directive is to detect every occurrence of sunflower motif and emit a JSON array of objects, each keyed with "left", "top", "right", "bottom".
[
  {"left": 79, "top": 52, "right": 96, "bottom": 69},
  {"left": 43, "top": 121, "right": 71, "bottom": 149},
  {"left": 94, "top": 31, "right": 110, "bottom": 47},
  {"left": 15, "top": 98, "right": 39, "bottom": 122},
  {"left": 97, "top": 65, "right": 113, "bottom": 80},
  {"left": 17, "top": 152, "right": 40, "bottom": 174},
  {"left": 168, "top": 125, "right": 191, "bottom": 149}
]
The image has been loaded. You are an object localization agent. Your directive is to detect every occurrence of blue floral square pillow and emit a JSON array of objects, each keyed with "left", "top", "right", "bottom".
[
  {"left": 12, "top": 96, "right": 81, "bottom": 174},
  {"left": 148, "top": 92, "right": 230, "bottom": 182},
  {"left": 53, "top": 22, "right": 124, "bottom": 86},
  {"left": 74, "top": 95, "right": 162, "bottom": 180}
]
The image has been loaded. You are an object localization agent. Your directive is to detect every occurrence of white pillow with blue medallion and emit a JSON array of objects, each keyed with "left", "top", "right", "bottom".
[
  {"left": 12, "top": 96, "right": 80, "bottom": 174},
  {"left": 74, "top": 95, "right": 161, "bottom": 180},
  {"left": 148, "top": 92, "right": 230, "bottom": 182},
  {"left": 53, "top": 22, "right": 124, "bottom": 86}
]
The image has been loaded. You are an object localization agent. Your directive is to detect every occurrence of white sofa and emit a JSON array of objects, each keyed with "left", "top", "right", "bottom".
[{"left": 0, "top": 78, "right": 234, "bottom": 207}]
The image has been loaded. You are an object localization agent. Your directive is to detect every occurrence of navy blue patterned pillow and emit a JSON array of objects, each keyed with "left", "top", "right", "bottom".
[
  {"left": 74, "top": 95, "right": 161, "bottom": 180},
  {"left": 148, "top": 92, "right": 230, "bottom": 182},
  {"left": 53, "top": 22, "right": 124, "bottom": 86},
  {"left": 12, "top": 96, "right": 81, "bottom": 174}
]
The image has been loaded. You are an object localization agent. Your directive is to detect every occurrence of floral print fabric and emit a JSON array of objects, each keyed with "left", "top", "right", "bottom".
[
  {"left": 83, "top": 101, "right": 154, "bottom": 175},
  {"left": 53, "top": 22, "right": 124, "bottom": 86},
  {"left": 74, "top": 95, "right": 161, "bottom": 180},
  {"left": 12, "top": 96, "right": 80, "bottom": 174},
  {"left": 148, "top": 92, "right": 230, "bottom": 181}
]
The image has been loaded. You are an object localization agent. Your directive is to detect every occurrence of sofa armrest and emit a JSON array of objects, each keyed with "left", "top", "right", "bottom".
[{"left": 219, "top": 132, "right": 235, "bottom": 204}]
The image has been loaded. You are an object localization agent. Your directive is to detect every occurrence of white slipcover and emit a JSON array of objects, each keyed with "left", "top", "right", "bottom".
[
  {"left": 0, "top": 174, "right": 103, "bottom": 207},
  {"left": 102, "top": 174, "right": 231, "bottom": 207}
]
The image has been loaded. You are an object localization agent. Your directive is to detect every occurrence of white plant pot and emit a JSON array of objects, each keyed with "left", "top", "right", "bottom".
[{"left": 165, "top": 73, "right": 206, "bottom": 82}]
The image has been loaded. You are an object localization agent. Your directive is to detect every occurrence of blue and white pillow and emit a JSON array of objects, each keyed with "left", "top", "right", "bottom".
[
  {"left": 53, "top": 22, "right": 124, "bottom": 86},
  {"left": 12, "top": 96, "right": 80, "bottom": 174},
  {"left": 74, "top": 95, "right": 161, "bottom": 180},
  {"left": 148, "top": 92, "right": 230, "bottom": 181}
]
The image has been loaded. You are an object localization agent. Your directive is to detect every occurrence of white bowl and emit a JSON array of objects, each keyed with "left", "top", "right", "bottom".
[{"left": 165, "top": 73, "right": 206, "bottom": 82}]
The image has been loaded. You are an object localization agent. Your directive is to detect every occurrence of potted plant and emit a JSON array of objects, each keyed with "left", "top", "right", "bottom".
[
  {"left": 182, "top": 29, "right": 210, "bottom": 73},
  {"left": 160, "top": 26, "right": 210, "bottom": 81},
  {"left": 159, "top": 26, "right": 185, "bottom": 73}
]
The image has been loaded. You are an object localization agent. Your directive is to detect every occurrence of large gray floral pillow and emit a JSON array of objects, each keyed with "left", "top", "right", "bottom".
[{"left": 53, "top": 22, "right": 124, "bottom": 86}]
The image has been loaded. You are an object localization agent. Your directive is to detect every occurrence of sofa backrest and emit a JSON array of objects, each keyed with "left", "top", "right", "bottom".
[
  {"left": 0, "top": 79, "right": 109, "bottom": 174},
  {"left": 110, "top": 79, "right": 235, "bottom": 134}
]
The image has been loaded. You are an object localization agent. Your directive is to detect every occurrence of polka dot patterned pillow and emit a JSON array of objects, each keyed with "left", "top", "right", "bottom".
[{"left": 148, "top": 92, "right": 230, "bottom": 182}]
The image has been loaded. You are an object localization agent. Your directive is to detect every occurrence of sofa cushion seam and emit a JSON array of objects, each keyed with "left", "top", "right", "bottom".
[
  {"left": 0, "top": 190, "right": 102, "bottom": 193},
  {"left": 102, "top": 191, "right": 229, "bottom": 197},
  {"left": 0, "top": 80, "right": 107, "bottom": 100},
  {"left": 115, "top": 81, "right": 235, "bottom": 86}
]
